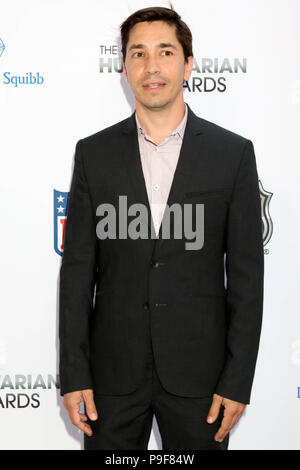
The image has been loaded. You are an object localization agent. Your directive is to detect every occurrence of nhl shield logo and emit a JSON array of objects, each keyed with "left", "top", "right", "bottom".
[
  {"left": 259, "top": 180, "right": 273, "bottom": 249},
  {"left": 54, "top": 189, "right": 69, "bottom": 256}
]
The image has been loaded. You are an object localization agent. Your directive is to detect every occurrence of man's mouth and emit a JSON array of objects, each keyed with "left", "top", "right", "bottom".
[{"left": 143, "top": 82, "right": 166, "bottom": 90}]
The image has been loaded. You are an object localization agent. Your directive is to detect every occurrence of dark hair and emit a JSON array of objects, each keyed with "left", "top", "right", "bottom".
[{"left": 120, "top": 6, "right": 193, "bottom": 64}]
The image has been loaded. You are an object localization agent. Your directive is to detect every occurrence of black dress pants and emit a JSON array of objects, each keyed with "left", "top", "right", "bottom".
[{"left": 84, "top": 339, "right": 229, "bottom": 450}]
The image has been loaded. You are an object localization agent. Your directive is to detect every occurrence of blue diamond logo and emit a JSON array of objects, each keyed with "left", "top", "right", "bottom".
[{"left": 0, "top": 38, "right": 5, "bottom": 57}]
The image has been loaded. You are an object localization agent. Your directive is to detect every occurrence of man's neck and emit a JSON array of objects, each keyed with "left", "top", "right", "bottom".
[{"left": 135, "top": 98, "right": 186, "bottom": 145}]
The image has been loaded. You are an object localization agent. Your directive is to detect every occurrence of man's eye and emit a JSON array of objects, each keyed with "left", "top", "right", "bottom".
[{"left": 132, "top": 51, "right": 173, "bottom": 57}]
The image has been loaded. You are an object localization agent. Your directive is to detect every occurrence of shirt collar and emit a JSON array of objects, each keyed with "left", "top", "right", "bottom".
[{"left": 135, "top": 102, "right": 188, "bottom": 141}]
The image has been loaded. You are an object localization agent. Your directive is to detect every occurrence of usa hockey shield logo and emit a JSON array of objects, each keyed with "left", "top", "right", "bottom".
[
  {"left": 54, "top": 189, "right": 69, "bottom": 256},
  {"left": 259, "top": 180, "right": 273, "bottom": 248}
]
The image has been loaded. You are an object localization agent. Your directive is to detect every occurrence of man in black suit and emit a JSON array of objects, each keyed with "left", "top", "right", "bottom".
[{"left": 59, "top": 6, "right": 264, "bottom": 450}]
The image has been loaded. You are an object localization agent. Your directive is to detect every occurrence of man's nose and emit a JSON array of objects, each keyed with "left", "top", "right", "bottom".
[{"left": 144, "top": 55, "right": 160, "bottom": 75}]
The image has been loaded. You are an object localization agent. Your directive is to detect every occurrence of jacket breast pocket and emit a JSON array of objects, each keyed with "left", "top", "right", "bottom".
[
  {"left": 181, "top": 188, "right": 230, "bottom": 250},
  {"left": 183, "top": 188, "right": 231, "bottom": 200}
]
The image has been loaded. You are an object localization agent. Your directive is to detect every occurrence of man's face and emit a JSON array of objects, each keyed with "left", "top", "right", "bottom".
[{"left": 123, "top": 20, "right": 193, "bottom": 110}]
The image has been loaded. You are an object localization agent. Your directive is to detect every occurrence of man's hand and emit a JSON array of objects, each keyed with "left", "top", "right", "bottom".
[
  {"left": 206, "top": 393, "right": 246, "bottom": 442},
  {"left": 63, "top": 389, "right": 98, "bottom": 436}
]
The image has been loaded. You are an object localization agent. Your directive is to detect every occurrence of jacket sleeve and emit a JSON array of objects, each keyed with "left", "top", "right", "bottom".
[
  {"left": 58, "top": 139, "right": 97, "bottom": 396},
  {"left": 214, "top": 139, "right": 264, "bottom": 405}
]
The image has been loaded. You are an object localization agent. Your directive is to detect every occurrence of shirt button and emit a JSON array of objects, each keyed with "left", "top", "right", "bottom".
[
  {"left": 143, "top": 302, "right": 149, "bottom": 310},
  {"left": 153, "top": 184, "right": 159, "bottom": 191}
]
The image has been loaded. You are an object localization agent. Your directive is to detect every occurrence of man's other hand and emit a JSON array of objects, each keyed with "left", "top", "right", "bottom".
[
  {"left": 63, "top": 389, "right": 98, "bottom": 436},
  {"left": 206, "top": 393, "right": 246, "bottom": 442}
]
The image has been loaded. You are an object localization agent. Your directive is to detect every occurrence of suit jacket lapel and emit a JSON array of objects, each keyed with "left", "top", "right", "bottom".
[
  {"left": 121, "top": 112, "right": 157, "bottom": 259},
  {"left": 121, "top": 103, "right": 205, "bottom": 258}
]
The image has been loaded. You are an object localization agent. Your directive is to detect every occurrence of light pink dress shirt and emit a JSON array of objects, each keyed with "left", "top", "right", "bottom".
[{"left": 135, "top": 102, "right": 188, "bottom": 236}]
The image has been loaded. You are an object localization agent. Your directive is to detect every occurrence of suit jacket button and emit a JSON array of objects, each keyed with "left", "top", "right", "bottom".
[
  {"left": 151, "top": 260, "right": 160, "bottom": 268},
  {"left": 143, "top": 302, "right": 149, "bottom": 310}
]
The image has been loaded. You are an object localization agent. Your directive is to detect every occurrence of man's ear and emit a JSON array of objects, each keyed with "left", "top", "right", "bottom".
[
  {"left": 184, "top": 55, "right": 194, "bottom": 82},
  {"left": 123, "top": 61, "right": 128, "bottom": 80}
]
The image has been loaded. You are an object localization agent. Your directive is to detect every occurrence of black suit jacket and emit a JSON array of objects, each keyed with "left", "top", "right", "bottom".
[{"left": 59, "top": 103, "right": 264, "bottom": 404}]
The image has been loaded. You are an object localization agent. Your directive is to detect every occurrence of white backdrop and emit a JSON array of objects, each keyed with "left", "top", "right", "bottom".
[{"left": 1, "top": 0, "right": 299, "bottom": 450}]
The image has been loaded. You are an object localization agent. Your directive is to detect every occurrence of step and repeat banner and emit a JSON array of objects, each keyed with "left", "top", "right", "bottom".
[{"left": 1, "top": 0, "right": 299, "bottom": 450}]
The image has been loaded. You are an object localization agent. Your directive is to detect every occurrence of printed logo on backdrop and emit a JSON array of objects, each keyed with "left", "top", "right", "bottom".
[
  {"left": 54, "top": 189, "right": 69, "bottom": 256},
  {"left": 98, "top": 45, "right": 247, "bottom": 93},
  {"left": 0, "top": 38, "right": 5, "bottom": 57},
  {"left": 2, "top": 71, "right": 44, "bottom": 87},
  {"left": 259, "top": 180, "right": 273, "bottom": 254},
  {"left": 0, "top": 340, "right": 59, "bottom": 408},
  {"left": 0, "top": 374, "right": 59, "bottom": 409},
  {"left": 0, "top": 37, "right": 45, "bottom": 87}
]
